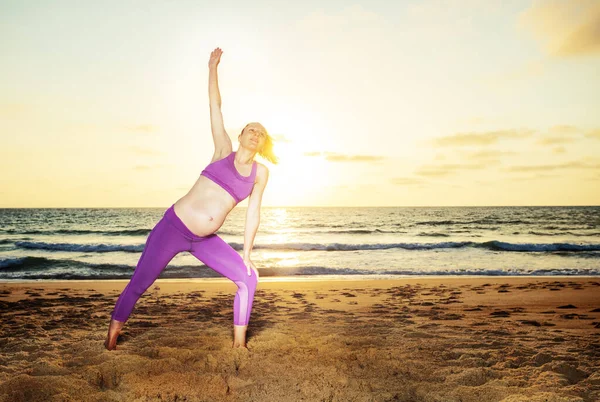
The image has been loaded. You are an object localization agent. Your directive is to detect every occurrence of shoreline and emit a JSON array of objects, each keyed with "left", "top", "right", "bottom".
[{"left": 1, "top": 274, "right": 598, "bottom": 283}]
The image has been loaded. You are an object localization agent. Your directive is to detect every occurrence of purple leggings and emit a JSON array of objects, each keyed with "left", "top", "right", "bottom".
[{"left": 111, "top": 204, "right": 258, "bottom": 326}]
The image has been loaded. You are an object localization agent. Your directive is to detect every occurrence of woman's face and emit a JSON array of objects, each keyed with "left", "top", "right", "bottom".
[{"left": 241, "top": 124, "right": 267, "bottom": 151}]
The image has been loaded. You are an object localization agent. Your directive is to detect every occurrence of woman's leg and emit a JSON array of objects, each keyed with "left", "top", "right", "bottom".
[
  {"left": 105, "top": 208, "right": 192, "bottom": 350},
  {"left": 110, "top": 216, "right": 188, "bottom": 322},
  {"left": 189, "top": 234, "right": 258, "bottom": 345}
]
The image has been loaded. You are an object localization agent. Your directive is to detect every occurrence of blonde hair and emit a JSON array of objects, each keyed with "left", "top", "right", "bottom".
[{"left": 241, "top": 123, "right": 279, "bottom": 165}]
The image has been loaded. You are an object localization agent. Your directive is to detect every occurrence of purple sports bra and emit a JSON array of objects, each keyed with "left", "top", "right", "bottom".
[{"left": 200, "top": 151, "right": 257, "bottom": 204}]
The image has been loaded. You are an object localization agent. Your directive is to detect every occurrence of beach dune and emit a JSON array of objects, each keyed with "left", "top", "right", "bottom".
[{"left": 0, "top": 277, "right": 598, "bottom": 401}]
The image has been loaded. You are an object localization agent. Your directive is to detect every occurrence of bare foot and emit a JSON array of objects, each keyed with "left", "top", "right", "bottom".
[
  {"left": 232, "top": 324, "right": 248, "bottom": 349},
  {"left": 104, "top": 318, "right": 125, "bottom": 351}
]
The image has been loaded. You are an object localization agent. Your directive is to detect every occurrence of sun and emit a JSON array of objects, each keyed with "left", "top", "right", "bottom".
[
  {"left": 260, "top": 137, "right": 332, "bottom": 206},
  {"left": 241, "top": 95, "right": 338, "bottom": 206}
]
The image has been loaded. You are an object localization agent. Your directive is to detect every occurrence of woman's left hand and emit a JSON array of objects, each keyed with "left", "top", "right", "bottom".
[{"left": 243, "top": 256, "right": 260, "bottom": 278}]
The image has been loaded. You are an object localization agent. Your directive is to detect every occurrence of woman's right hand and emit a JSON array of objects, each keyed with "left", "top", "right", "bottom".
[{"left": 209, "top": 47, "right": 223, "bottom": 69}]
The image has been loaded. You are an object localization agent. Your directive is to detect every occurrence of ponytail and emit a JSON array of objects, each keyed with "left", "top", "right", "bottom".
[{"left": 258, "top": 133, "right": 279, "bottom": 164}]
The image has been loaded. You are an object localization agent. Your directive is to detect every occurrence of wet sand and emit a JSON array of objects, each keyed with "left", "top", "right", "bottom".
[{"left": 0, "top": 277, "right": 599, "bottom": 401}]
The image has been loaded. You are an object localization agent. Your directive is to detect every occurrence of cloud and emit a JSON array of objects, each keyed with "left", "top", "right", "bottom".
[
  {"left": 586, "top": 129, "right": 600, "bottom": 139},
  {"left": 518, "top": 0, "right": 600, "bottom": 57},
  {"left": 548, "top": 125, "right": 581, "bottom": 134},
  {"left": 504, "top": 160, "right": 600, "bottom": 173},
  {"left": 512, "top": 173, "right": 558, "bottom": 181},
  {"left": 461, "top": 150, "right": 518, "bottom": 160},
  {"left": 555, "top": 10, "right": 600, "bottom": 57},
  {"left": 414, "top": 168, "right": 453, "bottom": 177},
  {"left": 433, "top": 129, "right": 535, "bottom": 146},
  {"left": 553, "top": 146, "right": 566, "bottom": 154},
  {"left": 433, "top": 150, "right": 515, "bottom": 167},
  {"left": 303, "top": 152, "right": 386, "bottom": 162},
  {"left": 535, "top": 125, "right": 594, "bottom": 145},
  {"left": 536, "top": 137, "right": 577, "bottom": 145},
  {"left": 415, "top": 162, "right": 492, "bottom": 177},
  {"left": 390, "top": 177, "right": 425, "bottom": 186},
  {"left": 435, "top": 125, "right": 597, "bottom": 149}
]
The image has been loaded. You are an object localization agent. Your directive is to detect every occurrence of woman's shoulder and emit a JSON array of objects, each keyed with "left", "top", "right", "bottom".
[
  {"left": 255, "top": 161, "right": 269, "bottom": 172},
  {"left": 254, "top": 162, "right": 269, "bottom": 182}
]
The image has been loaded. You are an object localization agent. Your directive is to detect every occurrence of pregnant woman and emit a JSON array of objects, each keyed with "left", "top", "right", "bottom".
[{"left": 105, "top": 47, "right": 277, "bottom": 350}]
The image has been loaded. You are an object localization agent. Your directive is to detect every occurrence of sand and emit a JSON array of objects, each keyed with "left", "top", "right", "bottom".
[{"left": 0, "top": 276, "right": 598, "bottom": 402}]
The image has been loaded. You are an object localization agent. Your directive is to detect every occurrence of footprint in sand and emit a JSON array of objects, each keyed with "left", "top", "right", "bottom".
[
  {"left": 490, "top": 311, "right": 511, "bottom": 318},
  {"left": 561, "top": 313, "right": 593, "bottom": 320},
  {"left": 518, "top": 320, "right": 541, "bottom": 327}
]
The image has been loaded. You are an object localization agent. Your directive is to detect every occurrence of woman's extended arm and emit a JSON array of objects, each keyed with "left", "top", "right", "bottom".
[
  {"left": 242, "top": 165, "right": 270, "bottom": 278},
  {"left": 208, "top": 48, "right": 232, "bottom": 157}
]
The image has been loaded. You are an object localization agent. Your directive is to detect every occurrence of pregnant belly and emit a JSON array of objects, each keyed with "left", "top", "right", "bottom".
[
  {"left": 174, "top": 179, "right": 234, "bottom": 237},
  {"left": 173, "top": 202, "right": 225, "bottom": 237}
]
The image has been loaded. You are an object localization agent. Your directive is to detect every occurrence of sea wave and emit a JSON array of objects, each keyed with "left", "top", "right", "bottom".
[
  {"left": 0, "top": 256, "right": 133, "bottom": 272},
  {"left": 2, "top": 228, "right": 238, "bottom": 237},
  {"left": 15, "top": 241, "right": 144, "bottom": 253},
  {"left": 10, "top": 239, "right": 600, "bottom": 253},
  {"left": 0, "top": 259, "right": 598, "bottom": 281},
  {"left": 3, "top": 226, "right": 599, "bottom": 237},
  {"left": 5, "top": 228, "right": 152, "bottom": 236}
]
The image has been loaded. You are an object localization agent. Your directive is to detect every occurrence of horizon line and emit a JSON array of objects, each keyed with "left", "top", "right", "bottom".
[{"left": 1, "top": 204, "right": 599, "bottom": 209}]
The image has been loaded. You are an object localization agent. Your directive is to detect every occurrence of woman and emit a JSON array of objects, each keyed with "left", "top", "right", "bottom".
[{"left": 104, "top": 47, "right": 277, "bottom": 350}]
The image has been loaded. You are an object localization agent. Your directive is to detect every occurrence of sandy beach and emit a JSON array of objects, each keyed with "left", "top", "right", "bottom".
[{"left": 0, "top": 277, "right": 598, "bottom": 401}]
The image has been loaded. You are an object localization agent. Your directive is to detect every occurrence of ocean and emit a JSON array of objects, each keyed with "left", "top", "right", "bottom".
[{"left": 1, "top": 206, "right": 599, "bottom": 281}]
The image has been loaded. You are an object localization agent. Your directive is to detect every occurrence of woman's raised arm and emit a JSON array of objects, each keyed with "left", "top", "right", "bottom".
[{"left": 208, "top": 48, "right": 232, "bottom": 158}]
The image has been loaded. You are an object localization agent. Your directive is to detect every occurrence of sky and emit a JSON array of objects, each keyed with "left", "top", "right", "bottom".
[{"left": 1, "top": 0, "right": 599, "bottom": 207}]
